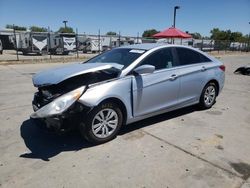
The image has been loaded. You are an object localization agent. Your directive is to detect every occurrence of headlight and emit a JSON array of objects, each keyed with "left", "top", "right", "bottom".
[{"left": 31, "top": 86, "right": 85, "bottom": 118}]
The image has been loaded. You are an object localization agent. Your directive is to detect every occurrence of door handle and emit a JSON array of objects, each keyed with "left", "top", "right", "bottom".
[
  {"left": 201, "top": 66, "right": 207, "bottom": 71},
  {"left": 169, "top": 74, "right": 178, "bottom": 81}
]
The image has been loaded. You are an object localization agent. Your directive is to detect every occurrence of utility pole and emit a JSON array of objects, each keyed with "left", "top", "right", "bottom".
[
  {"left": 13, "top": 24, "right": 19, "bottom": 61},
  {"left": 98, "top": 29, "right": 101, "bottom": 54},
  {"left": 173, "top": 6, "right": 180, "bottom": 28},
  {"left": 248, "top": 22, "right": 250, "bottom": 52},
  {"left": 118, "top": 31, "right": 121, "bottom": 47},
  {"left": 137, "top": 32, "right": 139, "bottom": 44},
  {"left": 76, "top": 28, "right": 79, "bottom": 58},
  {"left": 172, "top": 6, "right": 180, "bottom": 44},
  {"left": 48, "top": 26, "right": 52, "bottom": 59}
]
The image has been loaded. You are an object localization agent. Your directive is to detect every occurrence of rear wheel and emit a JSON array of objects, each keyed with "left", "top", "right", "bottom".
[
  {"left": 199, "top": 82, "right": 217, "bottom": 109},
  {"left": 80, "top": 102, "right": 123, "bottom": 144}
]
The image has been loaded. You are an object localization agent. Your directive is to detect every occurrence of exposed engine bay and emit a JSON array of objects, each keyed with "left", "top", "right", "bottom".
[{"left": 33, "top": 68, "right": 119, "bottom": 110}]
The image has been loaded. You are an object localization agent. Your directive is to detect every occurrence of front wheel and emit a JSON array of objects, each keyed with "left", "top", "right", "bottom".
[
  {"left": 199, "top": 82, "right": 217, "bottom": 109},
  {"left": 80, "top": 102, "right": 123, "bottom": 144}
]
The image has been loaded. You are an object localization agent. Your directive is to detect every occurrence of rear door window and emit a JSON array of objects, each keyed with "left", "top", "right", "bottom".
[{"left": 176, "top": 47, "right": 211, "bottom": 66}]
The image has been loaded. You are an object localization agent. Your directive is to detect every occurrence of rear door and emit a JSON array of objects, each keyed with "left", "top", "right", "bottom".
[{"left": 175, "top": 47, "right": 212, "bottom": 105}]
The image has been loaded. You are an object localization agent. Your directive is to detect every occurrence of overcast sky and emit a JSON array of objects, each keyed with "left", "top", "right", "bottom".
[{"left": 0, "top": 0, "right": 249, "bottom": 37}]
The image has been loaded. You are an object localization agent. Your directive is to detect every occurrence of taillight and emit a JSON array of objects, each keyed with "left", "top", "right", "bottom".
[{"left": 219, "top": 65, "right": 225, "bottom": 72}]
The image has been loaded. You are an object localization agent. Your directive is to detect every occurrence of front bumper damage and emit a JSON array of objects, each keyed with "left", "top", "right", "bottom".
[
  {"left": 30, "top": 62, "right": 122, "bottom": 132},
  {"left": 31, "top": 100, "right": 91, "bottom": 133},
  {"left": 30, "top": 85, "right": 88, "bottom": 132}
]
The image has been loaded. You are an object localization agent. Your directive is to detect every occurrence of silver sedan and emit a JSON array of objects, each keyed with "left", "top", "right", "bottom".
[{"left": 31, "top": 43, "right": 225, "bottom": 144}]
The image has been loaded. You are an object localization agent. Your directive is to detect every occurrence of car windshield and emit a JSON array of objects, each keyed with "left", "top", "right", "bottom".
[{"left": 85, "top": 48, "right": 146, "bottom": 69}]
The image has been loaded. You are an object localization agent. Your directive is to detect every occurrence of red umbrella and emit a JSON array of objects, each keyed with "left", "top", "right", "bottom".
[{"left": 153, "top": 27, "right": 192, "bottom": 38}]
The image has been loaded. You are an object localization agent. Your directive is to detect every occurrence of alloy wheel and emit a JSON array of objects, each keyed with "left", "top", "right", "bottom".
[
  {"left": 204, "top": 85, "right": 216, "bottom": 106},
  {"left": 91, "top": 108, "right": 119, "bottom": 138}
]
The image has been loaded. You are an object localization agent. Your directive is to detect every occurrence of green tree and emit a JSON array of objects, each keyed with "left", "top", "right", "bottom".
[
  {"left": 106, "top": 31, "right": 117, "bottom": 36},
  {"left": 191, "top": 32, "right": 202, "bottom": 39},
  {"left": 230, "top": 32, "right": 243, "bottom": 42},
  {"left": 203, "top": 36, "right": 210, "bottom": 40},
  {"left": 57, "top": 27, "right": 74, "bottom": 33},
  {"left": 242, "top": 34, "right": 250, "bottom": 43},
  {"left": 6, "top": 24, "right": 27, "bottom": 31},
  {"left": 210, "top": 28, "right": 232, "bottom": 40},
  {"left": 210, "top": 28, "right": 245, "bottom": 42},
  {"left": 142, "top": 29, "right": 159, "bottom": 38},
  {"left": 30, "top": 26, "right": 47, "bottom": 32}
]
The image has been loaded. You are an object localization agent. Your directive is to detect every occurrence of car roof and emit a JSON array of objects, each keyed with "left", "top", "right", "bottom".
[
  {"left": 118, "top": 43, "right": 168, "bottom": 50},
  {"left": 118, "top": 43, "right": 200, "bottom": 51},
  {"left": 118, "top": 43, "right": 210, "bottom": 56}
]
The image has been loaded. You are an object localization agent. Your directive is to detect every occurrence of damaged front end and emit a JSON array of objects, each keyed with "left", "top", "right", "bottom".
[
  {"left": 31, "top": 63, "right": 121, "bottom": 132},
  {"left": 32, "top": 86, "right": 89, "bottom": 132}
]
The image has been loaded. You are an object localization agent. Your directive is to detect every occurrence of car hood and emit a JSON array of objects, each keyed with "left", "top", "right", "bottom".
[{"left": 32, "top": 62, "right": 123, "bottom": 87}]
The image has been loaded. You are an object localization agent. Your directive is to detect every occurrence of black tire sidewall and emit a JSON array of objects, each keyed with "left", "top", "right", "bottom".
[
  {"left": 80, "top": 102, "right": 123, "bottom": 144},
  {"left": 200, "top": 82, "right": 217, "bottom": 109}
]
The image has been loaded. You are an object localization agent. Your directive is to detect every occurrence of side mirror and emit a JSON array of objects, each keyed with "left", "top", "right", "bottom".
[{"left": 133, "top": 65, "right": 155, "bottom": 75}]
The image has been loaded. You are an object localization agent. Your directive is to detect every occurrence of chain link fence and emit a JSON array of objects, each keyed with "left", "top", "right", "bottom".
[{"left": 0, "top": 29, "right": 249, "bottom": 61}]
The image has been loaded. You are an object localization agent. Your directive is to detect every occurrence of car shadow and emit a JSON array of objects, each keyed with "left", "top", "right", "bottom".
[
  {"left": 119, "top": 105, "right": 198, "bottom": 135},
  {"left": 20, "top": 105, "right": 200, "bottom": 161},
  {"left": 20, "top": 119, "right": 93, "bottom": 161}
]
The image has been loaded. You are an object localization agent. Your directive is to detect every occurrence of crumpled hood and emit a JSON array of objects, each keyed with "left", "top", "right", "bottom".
[{"left": 32, "top": 62, "right": 123, "bottom": 87}]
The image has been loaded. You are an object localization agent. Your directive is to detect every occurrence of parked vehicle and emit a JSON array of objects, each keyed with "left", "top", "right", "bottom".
[
  {"left": 0, "top": 39, "right": 3, "bottom": 54},
  {"left": 82, "top": 37, "right": 101, "bottom": 53},
  {"left": 31, "top": 44, "right": 225, "bottom": 144},
  {"left": 77, "top": 35, "right": 88, "bottom": 51},
  {"left": 49, "top": 34, "right": 76, "bottom": 55},
  {"left": 82, "top": 36, "right": 138, "bottom": 53},
  {"left": 16, "top": 32, "right": 48, "bottom": 55}
]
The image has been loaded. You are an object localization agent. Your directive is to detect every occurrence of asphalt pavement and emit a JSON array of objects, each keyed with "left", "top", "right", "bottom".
[{"left": 0, "top": 54, "right": 250, "bottom": 188}]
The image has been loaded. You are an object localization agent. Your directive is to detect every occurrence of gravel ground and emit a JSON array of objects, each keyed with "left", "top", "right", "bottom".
[{"left": 0, "top": 50, "right": 96, "bottom": 63}]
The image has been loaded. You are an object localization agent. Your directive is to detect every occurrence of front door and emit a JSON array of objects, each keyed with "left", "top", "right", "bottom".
[{"left": 132, "top": 47, "right": 180, "bottom": 117}]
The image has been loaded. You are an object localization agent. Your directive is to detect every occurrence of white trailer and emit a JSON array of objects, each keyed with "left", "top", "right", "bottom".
[
  {"left": 16, "top": 32, "right": 48, "bottom": 55},
  {"left": 49, "top": 34, "right": 76, "bottom": 55},
  {"left": 77, "top": 35, "right": 88, "bottom": 51},
  {"left": 82, "top": 37, "right": 102, "bottom": 53},
  {"left": 82, "top": 35, "right": 139, "bottom": 53},
  {"left": 63, "top": 37, "right": 76, "bottom": 51},
  {"left": 230, "top": 42, "right": 246, "bottom": 50},
  {"left": 110, "top": 36, "right": 136, "bottom": 48}
]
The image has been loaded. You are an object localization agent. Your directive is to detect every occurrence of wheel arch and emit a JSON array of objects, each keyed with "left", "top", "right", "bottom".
[{"left": 98, "top": 97, "right": 128, "bottom": 125}]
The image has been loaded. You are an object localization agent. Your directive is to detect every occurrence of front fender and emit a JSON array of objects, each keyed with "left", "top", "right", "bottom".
[{"left": 78, "top": 76, "right": 133, "bottom": 122}]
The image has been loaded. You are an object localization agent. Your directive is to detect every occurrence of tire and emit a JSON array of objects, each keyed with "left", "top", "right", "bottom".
[
  {"left": 79, "top": 102, "right": 123, "bottom": 144},
  {"left": 199, "top": 82, "right": 217, "bottom": 109}
]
